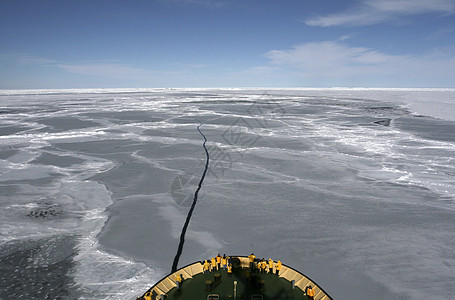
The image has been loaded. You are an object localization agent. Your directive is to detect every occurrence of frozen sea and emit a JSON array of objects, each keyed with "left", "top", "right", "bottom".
[{"left": 0, "top": 88, "right": 454, "bottom": 299}]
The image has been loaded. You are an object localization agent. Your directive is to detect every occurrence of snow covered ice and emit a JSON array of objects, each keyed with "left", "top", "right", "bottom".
[{"left": 0, "top": 88, "right": 454, "bottom": 299}]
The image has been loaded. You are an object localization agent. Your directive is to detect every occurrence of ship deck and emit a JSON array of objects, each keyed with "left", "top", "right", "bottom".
[
  {"left": 165, "top": 267, "right": 309, "bottom": 300},
  {"left": 140, "top": 256, "right": 332, "bottom": 300}
]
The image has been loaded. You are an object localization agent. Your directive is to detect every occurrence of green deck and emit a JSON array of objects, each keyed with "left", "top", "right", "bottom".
[{"left": 165, "top": 267, "right": 310, "bottom": 300}]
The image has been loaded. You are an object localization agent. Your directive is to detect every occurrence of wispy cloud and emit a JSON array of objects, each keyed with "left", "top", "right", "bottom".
[
  {"left": 366, "top": 0, "right": 454, "bottom": 14},
  {"left": 1, "top": 54, "right": 193, "bottom": 86},
  {"left": 305, "top": 0, "right": 455, "bottom": 27},
  {"left": 57, "top": 63, "right": 154, "bottom": 80},
  {"left": 3, "top": 54, "right": 158, "bottom": 80},
  {"left": 165, "top": 0, "right": 227, "bottom": 8},
  {"left": 16, "top": 56, "right": 56, "bottom": 65},
  {"left": 264, "top": 41, "right": 455, "bottom": 86},
  {"left": 266, "top": 41, "right": 405, "bottom": 73}
]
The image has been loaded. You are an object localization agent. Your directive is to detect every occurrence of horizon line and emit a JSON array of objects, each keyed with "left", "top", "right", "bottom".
[{"left": 2, "top": 86, "right": 455, "bottom": 94}]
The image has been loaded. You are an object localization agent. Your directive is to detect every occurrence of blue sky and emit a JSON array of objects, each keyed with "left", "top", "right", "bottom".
[{"left": 1, "top": 0, "right": 455, "bottom": 88}]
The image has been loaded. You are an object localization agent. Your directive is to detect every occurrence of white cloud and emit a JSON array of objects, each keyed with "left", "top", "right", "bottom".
[
  {"left": 264, "top": 41, "right": 455, "bottom": 86},
  {"left": 305, "top": 0, "right": 455, "bottom": 27}
]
